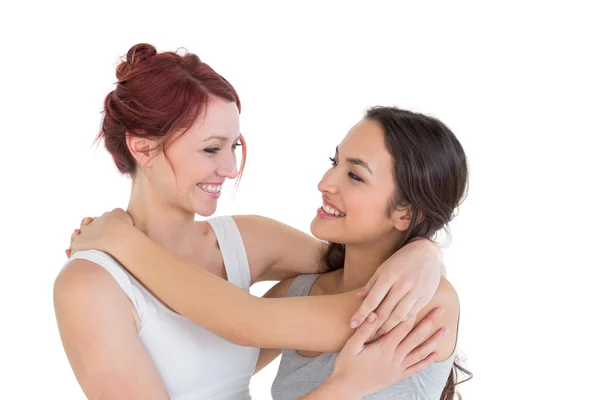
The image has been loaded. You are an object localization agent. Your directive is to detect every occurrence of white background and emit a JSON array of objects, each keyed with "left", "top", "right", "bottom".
[{"left": 1, "top": 1, "right": 599, "bottom": 399}]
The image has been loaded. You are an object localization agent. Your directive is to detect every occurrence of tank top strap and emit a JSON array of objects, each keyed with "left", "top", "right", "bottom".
[
  {"left": 286, "top": 274, "right": 320, "bottom": 297},
  {"left": 66, "top": 249, "right": 147, "bottom": 319},
  {"left": 206, "top": 216, "right": 252, "bottom": 291}
]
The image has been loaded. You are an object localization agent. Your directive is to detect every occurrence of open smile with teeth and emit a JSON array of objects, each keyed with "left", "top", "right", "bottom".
[
  {"left": 322, "top": 204, "right": 345, "bottom": 217},
  {"left": 197, "top": 183, "right": 222, "bottom": 193}
]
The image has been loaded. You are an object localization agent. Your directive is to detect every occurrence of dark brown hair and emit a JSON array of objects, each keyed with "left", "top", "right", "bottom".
[
  {"left": 98, "top": 43, "right": 246, "bottom": 180},
  {"left": 320, "top": 106, "right": 472, "bottom": 399}
]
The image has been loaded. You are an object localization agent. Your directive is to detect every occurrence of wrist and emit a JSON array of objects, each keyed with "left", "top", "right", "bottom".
[{"left": 104, "top": 222, "right": 136, "bottom": 254}]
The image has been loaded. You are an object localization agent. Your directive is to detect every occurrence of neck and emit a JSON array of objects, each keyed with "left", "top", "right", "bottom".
[
  {"left": 126, "top": 177, "right": 197, "bottom": 253},
  {"left": 340, "top": 232, "right": 404, "bottom": 292}
]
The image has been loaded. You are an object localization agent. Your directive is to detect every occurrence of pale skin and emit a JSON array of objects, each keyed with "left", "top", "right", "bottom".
[
  {"left": 61, "top": 103, "right": 457, "bottom": 398},
  {"left": 58, "top": 217, "right": 445, "bottom": 399}
]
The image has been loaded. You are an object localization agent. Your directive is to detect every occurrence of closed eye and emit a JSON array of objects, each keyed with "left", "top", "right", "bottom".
[{"left": 348, "top": 172, "right": 363, "bottom": 182}]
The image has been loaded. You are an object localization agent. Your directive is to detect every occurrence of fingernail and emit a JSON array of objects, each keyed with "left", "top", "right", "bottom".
[
  {"left": 442, "top": 328, "right": 449, "bottom": 336},
  {"left": 350, "top": 320, "right": 358, "bottom": 329},
  {"left": 438, "top": 308, "right": 446, "bottom": 317},
  {"left": 367, "top": 313, "right": 377, "bottom": 323},
  {"left": 377, "top": 328, "right": 385, "bottom": 335}
]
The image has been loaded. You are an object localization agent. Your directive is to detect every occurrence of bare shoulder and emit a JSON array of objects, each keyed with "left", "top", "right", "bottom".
[
  {"left": 53, "top": 260, "right": 168, "bottom": 398},
  {"left": 54, "top": 259, "right": 139, "bottom": 329},
  {"left": 432, "top": 277, "right": 460, "bottom": 312},
  {"left": 420, "top": 276, "right": 460, "bottom": 324},
  {"left": 55, "top": 258, "right": 126, "bottom": 299},
  {"left": 416, "top": 277, "right": 460, "bottom": 360}
]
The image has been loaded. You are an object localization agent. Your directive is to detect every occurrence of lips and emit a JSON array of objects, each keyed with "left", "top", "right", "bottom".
[
  {"left": 322, "top": 204, "right": 345, "bottom": 217},
  {"left": 321, "top": 197, "right": 345, "bottom": 217},
  {"left": 197, "top": 183, "right": 222, "bottom": 193}
]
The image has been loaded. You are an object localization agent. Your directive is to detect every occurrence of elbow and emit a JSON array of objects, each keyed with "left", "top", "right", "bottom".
[{"left": 227, "top": 332, "right": 255, "bottom": 348}]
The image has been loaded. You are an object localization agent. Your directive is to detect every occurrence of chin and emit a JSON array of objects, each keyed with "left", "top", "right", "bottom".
[
  {"left": 194, "top": 204, "right": 217, "bottom": 217},
  {"left": 187, "top": 188, "right": 219, "bottom": 217},
  {"left": 310, "top": 217, "right": 343, "bottom": 243},
  {"left": 186, "top": 197, "right": 217, "bottom": 217}
]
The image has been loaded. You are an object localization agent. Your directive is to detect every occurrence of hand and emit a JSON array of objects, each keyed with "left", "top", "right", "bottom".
[
  {"left": 329, "top": 307, "right": 447, "bottom": 398},
  {"left": 65, "top": 208, "right": 133, "bottom": 257},
  {"left": 351, "top": 239, "right": 443, "bottom": 334}
]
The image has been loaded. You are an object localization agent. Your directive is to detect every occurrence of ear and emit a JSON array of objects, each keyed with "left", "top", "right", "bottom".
[
  {"left": 391, "top": 205, "right": 421, "bottom": 232},
  {"left": 126, "top": 134, "right": 157, "bottom": 169}
]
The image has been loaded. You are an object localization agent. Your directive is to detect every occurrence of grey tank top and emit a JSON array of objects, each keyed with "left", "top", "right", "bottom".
[{"left": 271, "top": 274, "right": 457, "bottom": 400}]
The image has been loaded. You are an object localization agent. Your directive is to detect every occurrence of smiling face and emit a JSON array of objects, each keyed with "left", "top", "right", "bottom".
[
  {"left": 131, "top": 98, "right": 242, "bottom": 217},
  {"left": 310, "top": 118, "right": 410, "bottom": 246}
]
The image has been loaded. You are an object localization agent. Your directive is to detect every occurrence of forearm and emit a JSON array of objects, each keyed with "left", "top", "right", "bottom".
[
  {"left": 106, "top": 226, "right": 263, "bottom": 346},
  {"left": 299, "top": 378, "right": 361, "bottom": 400},
  {"left": 104, "top": 226, "right": 360, "bottom": 351}
]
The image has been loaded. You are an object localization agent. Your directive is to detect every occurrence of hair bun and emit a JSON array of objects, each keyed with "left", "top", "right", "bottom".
[
  {"left": 116, "top": 43, "right": 157, "bottom": 80},
  {"left": 127, "top": 43, "right": 157, "bottom": 66}
]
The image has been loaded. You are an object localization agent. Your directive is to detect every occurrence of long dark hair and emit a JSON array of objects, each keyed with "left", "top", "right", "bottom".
[{"left": 320, "top": 106, "right": 472, "bottom": 399}]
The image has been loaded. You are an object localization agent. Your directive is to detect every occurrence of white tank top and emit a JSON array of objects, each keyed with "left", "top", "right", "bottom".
[{"left": 66, "top": 216, "right": 259, "bottom": 400}]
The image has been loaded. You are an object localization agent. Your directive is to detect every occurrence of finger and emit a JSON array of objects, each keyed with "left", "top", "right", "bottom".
[
  {"left": 375, "top": 283, "right": 409, "bottom": 333},
  {"left": 350, "top": 274, "right": 394, "bottom": 328},
  {"left": 396, "top": 307, "right": 445, "bottom": 356},
  {"left": 65, "top": 249, "right": 70, "bottom": 258},
  {"left": 70, "top": 229, "right": 80, "bottom": 243},
  {"left": 407, "top": 297, "right": 428, "bottom": 319},
  {"left": 401, "top": 352, "right": 438, "bottom": 378},
  {"left": 403, "top": 327, "right": 447, "bottom": 366},
  {"left": 345, "top": 312, "right": 379, "bottom": 353},
  {"left": 80, "top": 217, "right": 93, "bottom": 229},
  {"left": 377, "top": 294, "right": 420, "bottom": 335},
  {"left": 379, "top": 315, "right": 418, "bottom": 348}
]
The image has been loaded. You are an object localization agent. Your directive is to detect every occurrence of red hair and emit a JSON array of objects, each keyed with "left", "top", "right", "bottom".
[{"left": 98, "top": 43, "right": 246, "bottom": 181}]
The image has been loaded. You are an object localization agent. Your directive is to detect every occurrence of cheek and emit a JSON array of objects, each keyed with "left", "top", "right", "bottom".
[
  {"left": 172, "top": 152, "right": 214, "bottom": 184},
  {"left": 345, "top": 191, "right": 387, "bottom": 220},
  {"left": 347, "top": 196, "right": 392, "bottom": 234}
]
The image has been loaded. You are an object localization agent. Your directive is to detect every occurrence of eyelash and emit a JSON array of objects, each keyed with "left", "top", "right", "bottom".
[
  {"left": 328, "top": 157, "right": 363, "bottom": 182},
  {"left": 204, "top": 141, "right": 242, "bottom": 154}
]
